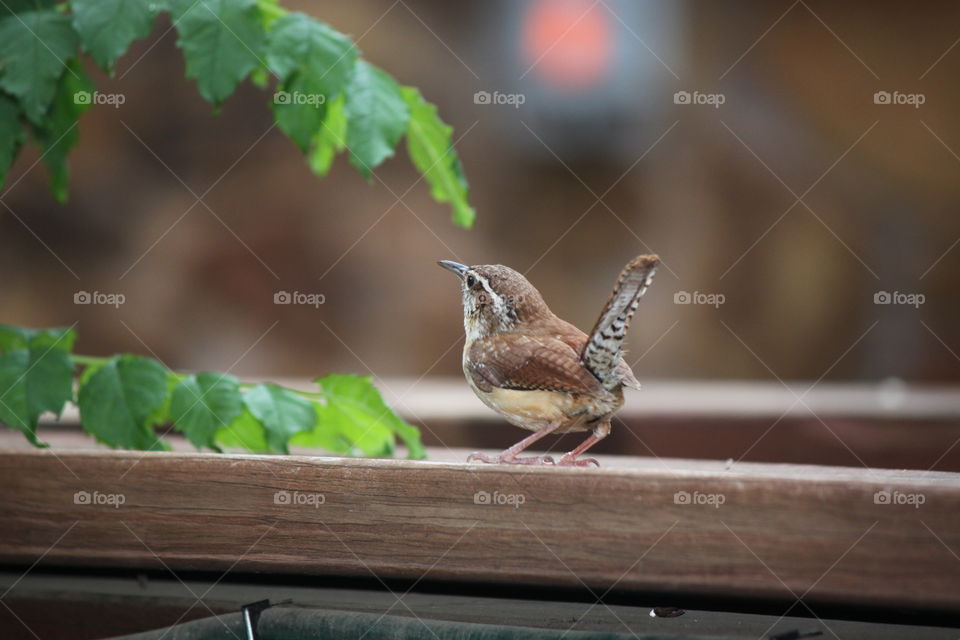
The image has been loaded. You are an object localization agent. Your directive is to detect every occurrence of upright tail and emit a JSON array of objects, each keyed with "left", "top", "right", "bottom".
[{"left": 581, "top": 254, "right": 660, "bottom": 390}]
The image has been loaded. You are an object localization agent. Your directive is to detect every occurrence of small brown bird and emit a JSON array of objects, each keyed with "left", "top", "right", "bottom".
[{"left": 438, "top": 255, "right": 659, "bottom": 466}]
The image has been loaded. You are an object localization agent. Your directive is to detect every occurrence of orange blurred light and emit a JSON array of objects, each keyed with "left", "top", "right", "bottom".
[{"left": 523, "top": 0, "right": 614, "bottom": 90}]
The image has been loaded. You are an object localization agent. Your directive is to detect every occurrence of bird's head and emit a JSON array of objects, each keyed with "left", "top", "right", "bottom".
[{"left": 438, "top": 260, "right": 550, "bottom": 340}]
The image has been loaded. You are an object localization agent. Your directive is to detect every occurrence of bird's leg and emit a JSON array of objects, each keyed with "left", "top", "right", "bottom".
[
  {"left": 467, "top": 422, "right": 561, "bottom": 465},
  {"left": 556, "top": 419, "right": 610, "bottom": 467}
]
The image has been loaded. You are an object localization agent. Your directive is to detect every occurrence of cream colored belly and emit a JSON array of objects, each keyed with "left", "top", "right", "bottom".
[
  {"left": 488, "top": 387, "right": 574, "bottom": 425},
  {"left": 466, "top": 375, "right": 619, "bottom": 433}
]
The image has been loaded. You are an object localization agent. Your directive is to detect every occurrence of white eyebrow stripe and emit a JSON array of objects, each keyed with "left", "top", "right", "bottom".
[
  {"left": 478, "top": 275, "right": 502, "bottom": 303},
  {"left": 479, "top": 275, "right": 494, "bottom": 295}
]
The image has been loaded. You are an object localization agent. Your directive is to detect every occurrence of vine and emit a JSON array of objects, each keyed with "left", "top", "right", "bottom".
[
  {"left": 0, "top": 0, "right": 475, "bottom": 226},
  {"left": 0, "top": 324, "right": 425, "bottom": 457}
]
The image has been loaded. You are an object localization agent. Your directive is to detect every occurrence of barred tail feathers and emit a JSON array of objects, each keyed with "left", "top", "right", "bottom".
[{"left": 581, "top": 254, "right": 659, "bottom": 390}]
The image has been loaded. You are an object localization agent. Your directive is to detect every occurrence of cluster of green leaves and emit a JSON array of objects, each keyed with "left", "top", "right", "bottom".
[
  {"left": 0, "top": 324, "right": 425, "bottom": 458},
  {"left": 0, "top": 0, "right": 474, "bottom": 226}
]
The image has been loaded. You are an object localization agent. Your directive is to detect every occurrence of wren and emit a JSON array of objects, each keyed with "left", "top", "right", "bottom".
[{"left": 438, "top": 255, "right": 659, "bottom": 466}]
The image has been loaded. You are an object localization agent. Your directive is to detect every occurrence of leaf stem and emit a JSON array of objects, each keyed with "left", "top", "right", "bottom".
[
  {"left": 256, "top": 0, "right": 287, "bottom": 24},
  {"left": 71, "top": 354, "right": 111, "bottom": 367}
]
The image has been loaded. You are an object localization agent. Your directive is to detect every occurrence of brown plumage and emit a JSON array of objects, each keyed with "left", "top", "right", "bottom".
[{"left": 438, "top": 255, "right": 660, "bottom": 466}]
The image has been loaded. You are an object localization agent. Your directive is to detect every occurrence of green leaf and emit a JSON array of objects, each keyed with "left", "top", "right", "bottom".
[
  {"left": 288, "top": 399, "right": 352, "bottom": 454},
  {"left": 266, "top": 12, "right": 356, "bottom": 153},
  {"left": 0, "top": 351, "right": 39, "bottom": 444},
  {"left": 249, "top": 65, "right": 269, "bottom": 89},
  {"left": 170, "top": 372, "right": 242, "bottom": 451},
  {"left": 72, "top": 0, "right": 156, "bottom": 71},
  {"left": 30, "top": 326, "right": 77, "bottom": 354},
  {"left": 170, "top": 0, "right": 266, "bottom": 104},
  {"left": 309, "top": 92, "right": 346, "bottom": 176},
  {"left": 77, "top": 355, "right": 169, "bottom": 449},
  {"left": 76, "top": 356, "right": 109, "bottom": 388},
  {"left": 272, "top": 73, "right": 329, "bottom": 154},
  {"left": 149, "top": 370, "right": 180, "bottom": 428},
  {"left": 0, "top": 326, "right": 76, "bottom": 446},
  {"left": 0, "top": 323, "right": 33, "bottom": 351},
  {"left": 344, "top": 61, "right": 409, "bottom": 177},
  {"left": 31, "top": 59, "right": 93, "bottom": 202},
  {"left": 215, "top": 407, "right": 270, "bottom": 452},
  {"left": 401, "top": 86, "right": 475, "bottom": 228},
  {"left": 0, "top": 93, "right": 25, "bottom": 189},
  {"left": 242, "top": 383, "right": 315, "bottom": 453},
  {"left": 266, "top": 12, "right": 355, "bottom": 83},
  {"left": 317, "top": 374, "right": 424, "bottom": 458},
  {"left": 1, "top": 0, "right": 56, "bottom": 18},
  {"left": 0, "top": 10, "right": 79, "bottom": 124},
  {"left": 255, "top": 0, "right": 284, "bottom": 29}
]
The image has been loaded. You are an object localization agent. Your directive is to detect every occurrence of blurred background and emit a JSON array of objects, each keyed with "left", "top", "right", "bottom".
[{"left": 2, "top": 0, "right": 959, "bottom": 465}]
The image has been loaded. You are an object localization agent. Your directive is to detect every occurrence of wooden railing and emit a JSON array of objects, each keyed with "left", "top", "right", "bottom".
[{"left": 1, "top": 440, "right": 958, "bottom": 612}]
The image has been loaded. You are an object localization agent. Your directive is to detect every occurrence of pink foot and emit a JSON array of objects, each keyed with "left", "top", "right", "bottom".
[
  {"left": 555, "top": 455, "right": 600, "bottom": 467},
  {"left": 467, "top": 452, "right": 555, "bottom": 465}
]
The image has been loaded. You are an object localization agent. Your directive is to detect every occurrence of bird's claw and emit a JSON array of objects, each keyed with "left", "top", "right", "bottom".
[
  {"left": 466, "top": 452, "right": 496, "bottom": 464},
  {"left": 467, "top": 452, "right": 555, "bottom": 465},
  {"left": 555, "top": 455, "right": 600, "bottom": 467}
]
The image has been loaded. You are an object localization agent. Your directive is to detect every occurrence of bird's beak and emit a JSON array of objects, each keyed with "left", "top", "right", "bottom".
[{"left": 437, "top": 260, "right": 469, "bottom": 279}]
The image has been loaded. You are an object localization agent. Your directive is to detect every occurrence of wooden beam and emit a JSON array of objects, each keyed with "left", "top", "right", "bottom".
[
  {"left": 1, "top": 448, "right": 959, "bottom": 612},
  {"left": 37, "top": 380, "right": 960, "bottom": 472},
  {"left": 42, "top": 379, "right": 960, "bottom": 424}
]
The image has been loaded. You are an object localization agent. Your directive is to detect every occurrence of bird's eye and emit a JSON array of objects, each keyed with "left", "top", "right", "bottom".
[{"left": 466, "top": 275, "right": 476, "bottom": 288}]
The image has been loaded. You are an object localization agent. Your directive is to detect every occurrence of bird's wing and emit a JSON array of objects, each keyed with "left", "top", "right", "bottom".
[{"left": 467, "top": 334, "right": 605, "bottom": 395}]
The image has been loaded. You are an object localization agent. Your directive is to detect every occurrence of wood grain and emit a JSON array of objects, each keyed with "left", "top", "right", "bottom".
[{"left": 1, "top": 447, "right": 959, "bottom": 611}]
